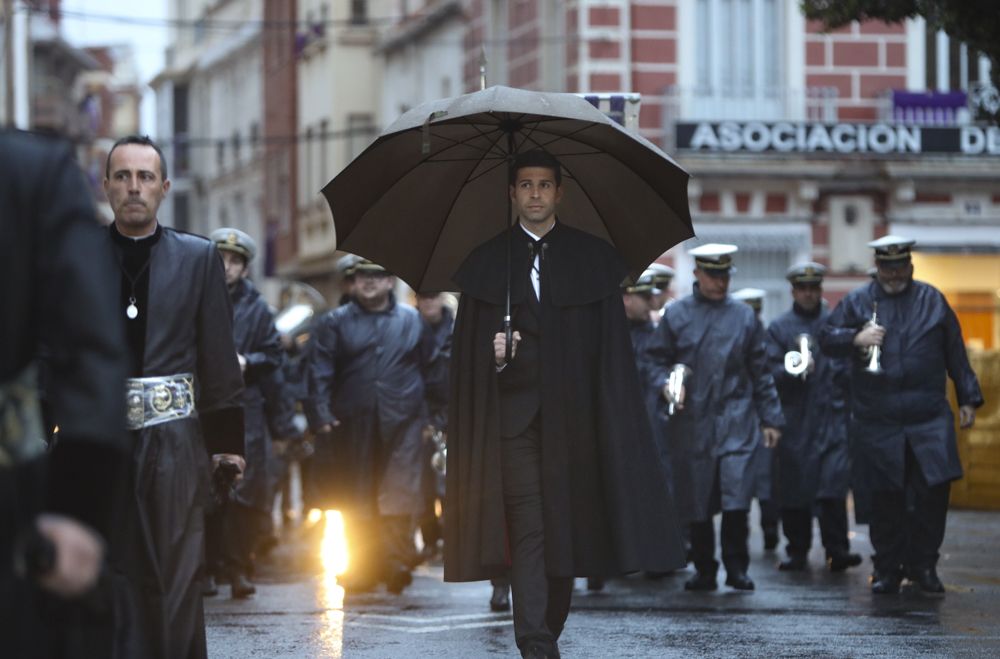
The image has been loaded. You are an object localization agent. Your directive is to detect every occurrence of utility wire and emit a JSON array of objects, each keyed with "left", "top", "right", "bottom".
[{"left": 25, "top": 5, "right": 588, "bottom": 46}]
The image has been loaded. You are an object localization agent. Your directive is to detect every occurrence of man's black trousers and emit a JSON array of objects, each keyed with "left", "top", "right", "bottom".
[
  {"left": 780, "top": 498, "right": 851, "bottom": 559},
  {"left": 689, "top": 511, "right": 749, "bottom": 576},
  {"left": 869, "top": 443, "right": 950, "bottom": 577},
  {"left": 500, "top": 416, "right": 573, "bottom": 654}
]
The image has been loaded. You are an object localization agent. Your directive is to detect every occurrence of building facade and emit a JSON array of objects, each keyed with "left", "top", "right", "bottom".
[
  {"left": 452, "top": 0, "right": 999, "bottom": 346},
  {"left": 152, "top": 0, "right": 266, "bottom": 280}
]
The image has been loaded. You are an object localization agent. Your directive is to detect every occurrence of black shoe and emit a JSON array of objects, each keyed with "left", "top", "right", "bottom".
[
  {"left": 230, "top": 572, "right": 256, "bottom": 599},
  {"left": 202, "top": 575, "right": 219, "bottom": 597},
  {"left": 489, "top": 584, "right": 510, "bottom": 611},
  {"left": 684, "top": 571, "right": 718, "bottom": 591},
  {"left": 828, "top": 552, "right": 863, "bottom": 572},
  {"left": 725, "top": 571, "right": 755, "bottom": 590},
  {"left": 910, "top": 567, "right": 945, "bottom": 594},
  {"left": 521, "top": 641, "right": 560, "bottom": 659},
  {"left": 870, "top": 571, "right": 902, "bottom": 594},
  {"left": 338, "top": 574, "right": 377, "bottom": 594},
  {"left": 778, "top": 555, "right": 808, "bottom": 571},
  {"left": 763, "top": 529, "right": 779, "bottom": 551},
  {"left": 586, "top": 577, "right": 606, "bottom": 592},
  {"left": 385, "top": 566, "right": 413, "bottom": 595}
]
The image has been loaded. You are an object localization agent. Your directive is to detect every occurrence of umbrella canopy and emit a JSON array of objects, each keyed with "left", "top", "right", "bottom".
[{"left": 322, "top": 85, "right": 693, "bottom": 293}]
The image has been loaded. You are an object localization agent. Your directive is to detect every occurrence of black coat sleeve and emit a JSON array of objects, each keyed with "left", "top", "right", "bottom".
[
  {"left": 305, "top": 313, "right": 339, "bottom": 430},
  {"left": 195, "top": 246, "right": 245, "bottom": 455}
]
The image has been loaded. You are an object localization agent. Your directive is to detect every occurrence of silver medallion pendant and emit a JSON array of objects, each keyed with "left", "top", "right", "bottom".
[{"left": 126, "top": 303, "right": 139, "bottom": 319}]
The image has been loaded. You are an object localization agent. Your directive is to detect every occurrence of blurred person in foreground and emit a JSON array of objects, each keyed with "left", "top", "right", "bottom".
[
  {"left": 1, "top": 129, "right": 128, "bottom": 659},
  {"left": 819, "top": 236, "right": 982, "bottom": 595}
]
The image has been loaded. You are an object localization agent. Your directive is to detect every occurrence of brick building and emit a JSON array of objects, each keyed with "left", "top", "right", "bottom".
[{"left": 450, "top": 0, "right": 999, "bottom": 345}]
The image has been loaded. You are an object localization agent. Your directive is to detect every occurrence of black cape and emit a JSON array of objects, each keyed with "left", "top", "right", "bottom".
[{"left": 443, "top": 221, "right": 684, "bottom": 582}]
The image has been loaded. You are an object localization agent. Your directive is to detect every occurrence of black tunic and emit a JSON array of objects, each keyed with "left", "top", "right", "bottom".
[
  {"left": 444, "top": 221, "right": 685, "bottom": 582},
  {"left": 105, "top": 226, "right": 244, "bottom": 659}
]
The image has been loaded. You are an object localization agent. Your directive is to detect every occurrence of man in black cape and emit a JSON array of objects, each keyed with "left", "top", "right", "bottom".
[
  {"left": 1, "top": 129, "right": 128, "bottom": 659},
  {"left": 444, "top": 150, "right": 684, "bottom": 659},
  {"left": 101, "top": 136, "right": 245, "bottom": 658}
]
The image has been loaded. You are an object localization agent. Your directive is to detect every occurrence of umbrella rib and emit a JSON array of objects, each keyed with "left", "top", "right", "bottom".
[
  {"left": 411, "top": 126, "right": 509, "bottom": 290},
  {"left": 419, "top": 127, "right": 508, "bottom": 162},
  {"left": 462, "top": 156, "right": 510, "bottom": 185}
]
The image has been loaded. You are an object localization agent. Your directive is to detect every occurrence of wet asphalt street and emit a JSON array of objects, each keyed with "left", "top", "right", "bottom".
[{"left": 205, "top": 508, "right": 1000, "bottom": 658}]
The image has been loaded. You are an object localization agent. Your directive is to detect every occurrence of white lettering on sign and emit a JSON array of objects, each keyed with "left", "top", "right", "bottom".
[{"left": 684, "top": 122, "right": 926, "bottom": 154}]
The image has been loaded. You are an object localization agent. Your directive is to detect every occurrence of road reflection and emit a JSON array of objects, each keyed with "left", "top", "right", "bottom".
[{"left": 316, "top": 509, "right": 348, "bottom": 657}]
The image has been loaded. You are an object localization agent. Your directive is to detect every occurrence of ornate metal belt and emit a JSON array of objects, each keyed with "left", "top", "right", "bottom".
[{"left": 125, "top": 373, "right": 195, "bottom": 430}]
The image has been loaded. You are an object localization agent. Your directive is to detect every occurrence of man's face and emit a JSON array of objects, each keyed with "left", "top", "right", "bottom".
[
  {"left": 622, "top": 292, "right": 652, "bottom": 321},
  {"left": 791, "top": 282, "right": 822, "bottom": 312},
  {"left": 104, "top": 143, "right": 170, "bottom": 234},
  {"left": 509, "top": 166, "right": 562, "bottom": 228},
  {"left": 693, "top": 267, "right": 730, "bottom": 301},
  {"left": 416, "top": 294, "right": 445, "bottom": 323},
  {"left": 354, "top": 271, "right": 394, "bottom": 307},
  {"left": 876, "top": 261, "right": 913, "bottom": 295},
  {"left": 220, "top": 250, "right": 248, "bottom": 287}
]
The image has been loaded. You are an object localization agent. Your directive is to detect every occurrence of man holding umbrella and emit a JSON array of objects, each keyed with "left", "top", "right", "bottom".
[{"left": 446, "top": 150, "right": 684, "bottom": 659}]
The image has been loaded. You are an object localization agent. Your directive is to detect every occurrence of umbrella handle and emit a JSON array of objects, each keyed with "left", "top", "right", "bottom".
[{"left": 503, "top": 316, "right": 513, "bottom": 365}]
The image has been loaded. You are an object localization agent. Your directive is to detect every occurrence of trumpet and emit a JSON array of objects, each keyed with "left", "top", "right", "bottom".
[
  {"left": 429, "top": 429, "right": 447, "bottom": 476},
  {"left": 862, "top": 302, "right": 884, "bottom": 374},
  {"left": 784, "top": 333, "right": 813, "bottom": 380},
  {"left": 664, "top": 363, "right": 692, "bottom": 416}
]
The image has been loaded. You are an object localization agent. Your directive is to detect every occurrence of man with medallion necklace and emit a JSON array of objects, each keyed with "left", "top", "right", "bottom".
[{"left": 101, "top": 135, "right": 245, "bottom": 659}]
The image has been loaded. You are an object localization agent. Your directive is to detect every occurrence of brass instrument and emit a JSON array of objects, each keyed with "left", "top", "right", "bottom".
[
  {"left": 665, "top": 364, "right": 691, "bottom": 416},
  {"left": 430, "top": 429, "right": 447, "bottom": 476},
  {"left": 784, "top": 333, "right": 813, "bottom": 380},
  {"left": 863, "top": 302, "right": 884, "bottom": 374}
]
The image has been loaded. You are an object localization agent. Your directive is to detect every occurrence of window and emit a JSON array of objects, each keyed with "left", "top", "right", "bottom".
[
  {"left": 346, "top": 114, "right": 375, "bottom": 162},
  {"left": 692, "top": 0, "right": 783, "bottom": 119},
  {"left": 319, "top": 119, "right": 329, "bottom": 189},
  {"left": 173, "top": 192, "right": 190, "bottom": 232},
  {"left": 351, "top": 0, "right": 367, "bottom": 25}
]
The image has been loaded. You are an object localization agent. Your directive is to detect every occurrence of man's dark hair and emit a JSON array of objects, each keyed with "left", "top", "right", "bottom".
[
  {"left": 105, "top": 135, "right": 168, "bottom": 180},
  {"left": 509, "top": 149, "right": 562, "bottom": 186}
]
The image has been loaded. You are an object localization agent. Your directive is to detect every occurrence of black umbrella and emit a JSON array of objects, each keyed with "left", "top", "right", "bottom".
[{"left": 322, "top": 85, "right": 694, "bottom": 357}]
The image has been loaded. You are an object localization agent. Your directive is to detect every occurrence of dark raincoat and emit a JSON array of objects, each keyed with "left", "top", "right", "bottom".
[
  {"left": 307, "top": 296, "right": 437, "bottom": 517},
  {"left": 818, "top": 280, "right": 983, "bottom": 492},
  {"left": 229, "top": 277, "right": 283, "bottom": 512},
  {"left": 443, "top": 222, "right": 685, "bottom": 582},
  {"left": 106, "top": 227, "right": 244, "bottom": 659},
  {"left": 766, "top": 304, "right": 850, "bottom": 507},
  {"left": 646, "top": 285, "right": 784, "bottom": 522},
  {"left": 629, "top": 319, "right": 675, "bottom": 490}
]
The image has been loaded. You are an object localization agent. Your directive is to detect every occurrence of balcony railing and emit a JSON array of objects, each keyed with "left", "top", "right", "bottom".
[{"left": 660, "top": 85, "right": 838, "bottom": 151}]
